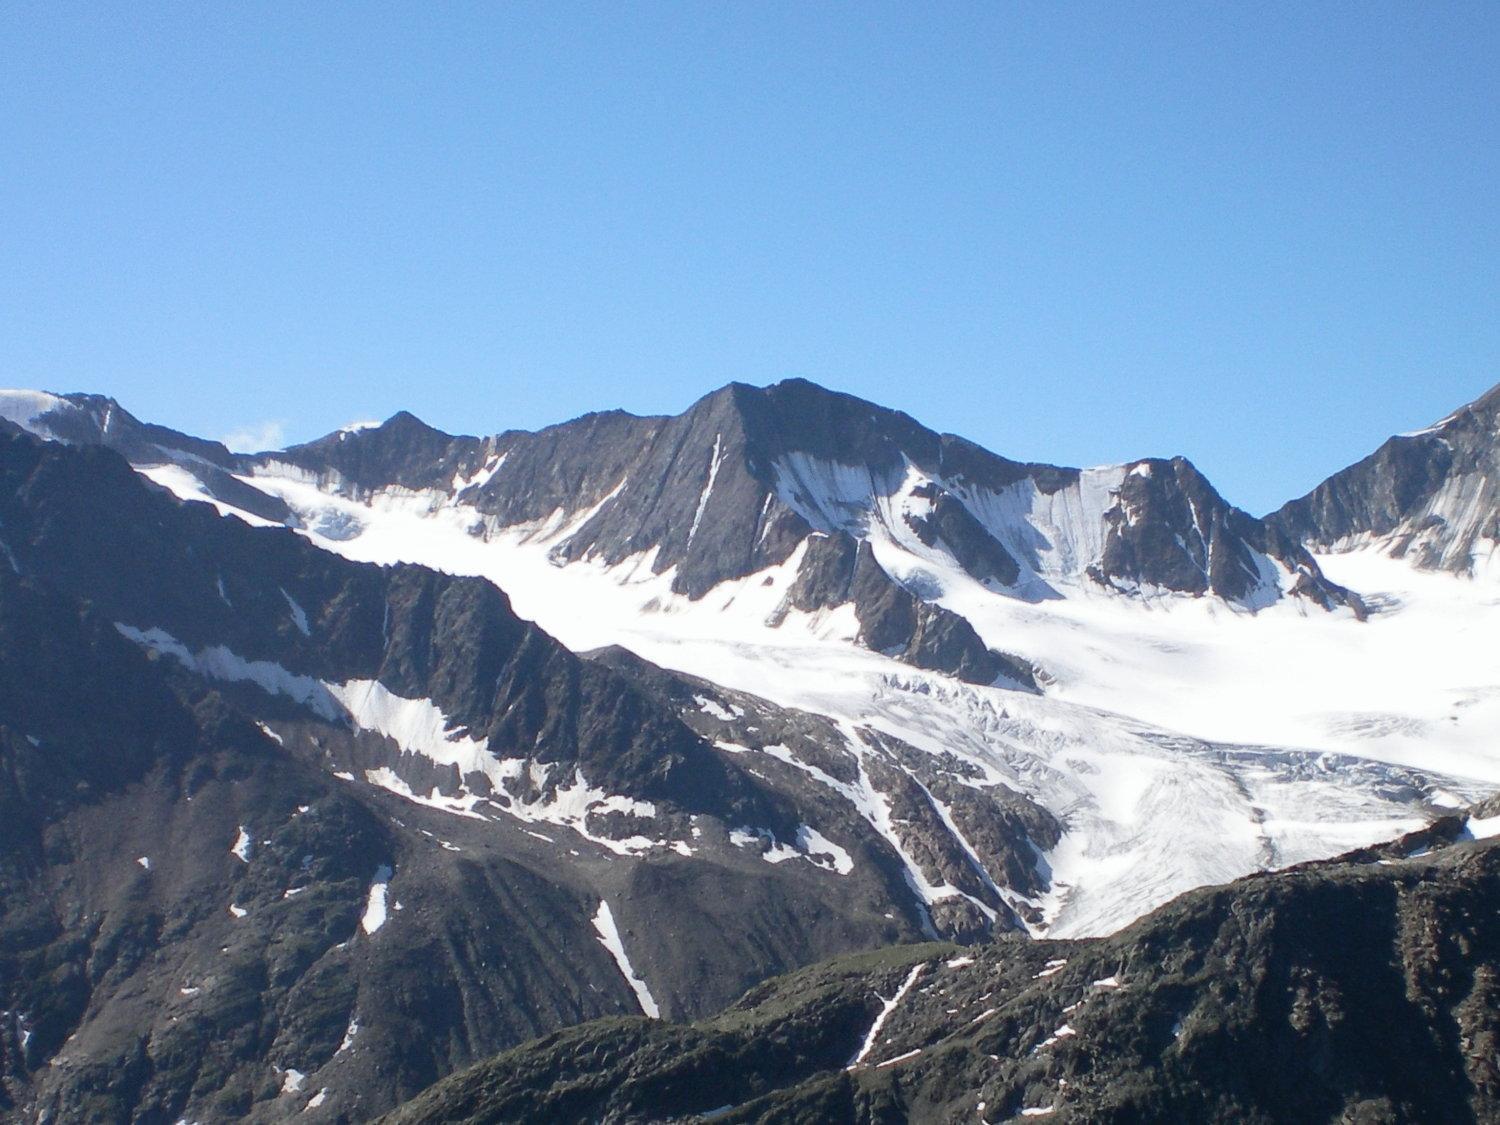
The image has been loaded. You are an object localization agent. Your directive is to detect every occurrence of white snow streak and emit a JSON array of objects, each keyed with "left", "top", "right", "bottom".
[
  {"left": 687, "top": 433, "right": 725, "bottom": 545},
  {"left": 848, "top": 963, "right": 925, "bottom": 1067},
  {"left": 113, "top": 625, "right": 677, "bottom": 851},
  {"left": 592, "top": 901, "right": 660, "bottom": 1018},
  {"left": 280, "top": 589, "right": 311, "bottom": 636}
]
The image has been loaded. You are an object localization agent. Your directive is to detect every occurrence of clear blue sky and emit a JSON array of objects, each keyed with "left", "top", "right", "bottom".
[{"left": 2, "top": 4, "right": 1496, "bottom": 514}]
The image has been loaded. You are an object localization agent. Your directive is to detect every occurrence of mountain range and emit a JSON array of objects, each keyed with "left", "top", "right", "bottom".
[{"left": 0, "top": 376, "right": 1496, "bottom": 1122}]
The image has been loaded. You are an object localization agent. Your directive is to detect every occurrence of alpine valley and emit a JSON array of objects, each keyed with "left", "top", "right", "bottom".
[{"left": 0, "top": 377, "right": 1497, "bottom": 1123}]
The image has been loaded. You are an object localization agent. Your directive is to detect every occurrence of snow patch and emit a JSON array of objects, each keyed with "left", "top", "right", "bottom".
[
  {"left": 114, "top": 625, "right": 341, "bottom": 720},
  {"left": 1466, "top": 813, "right": 1500, "bottom": 840},
  {"left": 687, "top": 433, "right": 725, "bottom": 544},
  {"left": 280, "top": 589, "right": 311, "bottom": 636},
  {"left": 729, "top": 824, "right": 853, "bottom": 874},
  {"left": 694, "top": 694, "right": 743, "bottom": 722},
  {"left": 797, "top": 824, "right": 854, "bottom": 874},
  {"left": 592, "top": 901, "right": 660, "bottom": 1018},
  {"left": 360, "top": 865, "right": 392, "bottom": 934},
  {"left": 1034, "top": 1023, "right": 1076, "bottom": 1051},
  {"left": 454, "top": 451, "right": 507, "bottom": 493}
]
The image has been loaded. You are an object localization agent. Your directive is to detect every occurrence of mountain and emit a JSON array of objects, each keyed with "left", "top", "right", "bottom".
[
  {"left": 0, "top": 425, "right": 1050, "bottom": 1122},
  {"left": 0, "top": 381, "right": 1368, "bottom": 685},
  {"left": 1, "top": 383, "right": 1488, "bottom": 940},
  {"left": 263, "top": 378, "right": 1366, "bottom": 617},
  {"left": 1272, "top": 381, "right": 1500, "bottom": 575},
  {"left": 0, "top": 377, "right": 1497, "bottom": 1122},
  {"left": 383, "top": 804, "right": 1500, "bottom": 1124}
]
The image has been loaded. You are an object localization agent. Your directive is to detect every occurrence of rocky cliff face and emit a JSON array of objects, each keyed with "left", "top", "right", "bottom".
[
  {"left": 1272, "top": 381, "right": 1500, "bottom": 574},
  {"left": 384, "top": 811, "right": 1500, "bottom": 1125}
]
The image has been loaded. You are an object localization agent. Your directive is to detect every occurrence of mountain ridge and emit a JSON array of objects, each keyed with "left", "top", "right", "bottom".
[
  {"left": 384, "top": 804, "right": 1500, "bottom": 1124},
  {"left": 0, "top": 376, "right": 1497, "bottom": 1121}
]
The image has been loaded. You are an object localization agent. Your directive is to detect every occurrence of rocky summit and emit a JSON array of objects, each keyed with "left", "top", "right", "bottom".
[{"left": 0, "top": 377, "right": 1497, "bottom": 1123}]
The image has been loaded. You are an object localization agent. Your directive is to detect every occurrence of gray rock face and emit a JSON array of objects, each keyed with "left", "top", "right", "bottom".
[
  {"left": 1094, "top": 457, "right": 1367, "bottom": 615},
  {"left": 385, "top": 816, "right": 1500, "bottom": 1125},
  {"left": 0, "top": 431, "right": 753, "bottom": 813},
  {"left": 1272, "top": 381, "right": 1500, "bottom": 573},
  {"left": 21, "top": 392, "right": 239, "bottom": 467}
]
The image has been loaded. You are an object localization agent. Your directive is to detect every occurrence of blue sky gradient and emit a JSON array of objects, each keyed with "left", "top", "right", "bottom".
[{"left": 2, "top": 3, "right": 1496, "bottom": 513}]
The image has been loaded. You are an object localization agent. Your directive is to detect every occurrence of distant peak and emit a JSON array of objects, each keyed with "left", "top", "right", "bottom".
[
  {"left": 382, "top": 409, "right": 432, "bottom": 429},
  {"left": 347, "top": 409, "right": 456, "bottom": 440}
]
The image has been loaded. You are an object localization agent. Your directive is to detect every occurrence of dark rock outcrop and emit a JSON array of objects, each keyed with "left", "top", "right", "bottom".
[{"left": 776, "top": 533, "right": 1038, "bottom": 689}]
